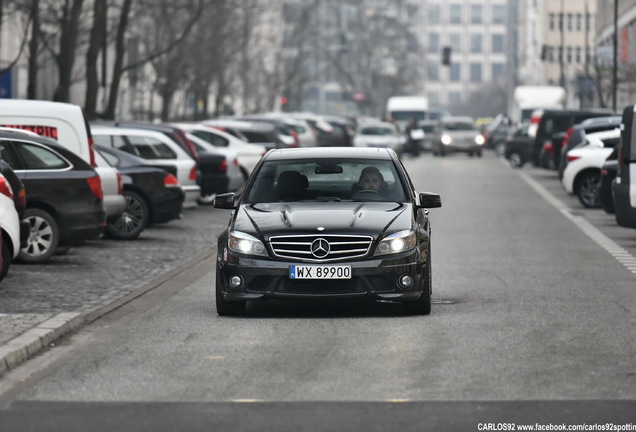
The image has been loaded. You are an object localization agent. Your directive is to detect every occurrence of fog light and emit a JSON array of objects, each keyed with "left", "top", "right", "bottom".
[
  {"left": 399, "top": 274, "right": 414, "bottom": 289},
  {"left": 229, "top": 275, "right": 243, "bottom": 289}
]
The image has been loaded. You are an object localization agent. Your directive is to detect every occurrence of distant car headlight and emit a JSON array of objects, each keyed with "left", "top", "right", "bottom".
[
  {"left": 228, "top": 231, "right": 267, "bottom": 256},
  {"left": 441, "top": 134, "right": 452, "bottom": 145},
  {"left": 375, "top": 229, "right": 417, "bottom": 255},
  {"left": 475, "top": 135, "right": 485, "bottom": 145}
]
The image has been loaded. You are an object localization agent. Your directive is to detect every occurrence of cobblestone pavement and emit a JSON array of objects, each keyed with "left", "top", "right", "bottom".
[{"left": 0, "top": 205, "right": 230, "bottom": 346}]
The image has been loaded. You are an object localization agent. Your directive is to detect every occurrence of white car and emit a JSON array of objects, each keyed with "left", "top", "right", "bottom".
[
  {"left": 93, "top": 151, "right": 126, "bottom": 222},
  {"left": 353, "top": 121, "right": 404, "bottom": 152},
  {"left": 172, "top": 123, "right": 266, "bottom": 178},
  {"left": 91, "top": 126, "right": 201, "bottom": 209},
  {"left": 562, "top": 128, "right": 620, "bottom": 208},
  {"left": 186, "top": 133, "right": 244, "bottom": 194},
  {"left": 0, "top": 173, "right": 21, "bottom": 282}
]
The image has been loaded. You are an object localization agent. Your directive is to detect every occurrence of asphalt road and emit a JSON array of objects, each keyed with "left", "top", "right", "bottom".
[{"left": 1, "top": 151, "right": 636, "bottom": 430}]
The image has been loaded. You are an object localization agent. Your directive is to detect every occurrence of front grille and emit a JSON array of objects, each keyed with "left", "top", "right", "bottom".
[
  {"left": 278, "top": 278, "right": 364, "bottom": 295},
  {"left": 270, "top": 234, "right": 373, "bottom": 262}
]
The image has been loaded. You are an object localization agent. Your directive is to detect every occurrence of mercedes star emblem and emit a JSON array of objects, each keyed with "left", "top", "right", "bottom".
[{"left": 310, "top": 238, "right": 330, "bottom": 258}]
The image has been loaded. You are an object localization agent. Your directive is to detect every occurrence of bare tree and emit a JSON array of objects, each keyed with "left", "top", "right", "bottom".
[
  {"left": 0, "top": 1, "right": 33, "bottom": 77},
  {"left": 84, "top": 0, "right": 106, "bottom": 119},
  {"left": 51, "top": 0, "right": 86, "bottom": 102}
]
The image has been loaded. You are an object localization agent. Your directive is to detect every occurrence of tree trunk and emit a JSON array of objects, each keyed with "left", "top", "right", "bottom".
[
  {"left": 53, "top": 0, "right": 85, "bottom": 102},
  {"left": 105, "top": 0, "right": 132, "bottom": 119},
  {"left": 27, "top": 0, "right": 39, "bottom": 99},
  {"left": 84, "top": 0, "right": 107, "bottom": 119}
]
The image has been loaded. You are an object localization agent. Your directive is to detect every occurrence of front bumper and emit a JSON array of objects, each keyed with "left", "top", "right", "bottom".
[{"left": 217, "top": 249, "right": 427, "bottom": 303}]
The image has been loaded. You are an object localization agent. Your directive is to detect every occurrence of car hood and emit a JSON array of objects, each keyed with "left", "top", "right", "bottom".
[{"left": 233, "top": 201, "right": 412, "bottom": 239}]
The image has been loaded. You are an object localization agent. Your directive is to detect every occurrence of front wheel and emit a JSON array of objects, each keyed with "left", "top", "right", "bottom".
[
  {"left": 404, "top": 244, "right": 432, "bottom": 315},
  {"left": 576, "top": 171, "right": 602, "bottom": 208},
  {"left": 18, "top": 208, "right": 60, "bottom": 264},
  {"left": 509, "top": 151, "right": 525, "bottom": 168},
  {"left": 216, "top": 272, "right": 246, "bottom": 316},
  {"left": 105, "top": 191, "right": 149, "bottom": 240}
]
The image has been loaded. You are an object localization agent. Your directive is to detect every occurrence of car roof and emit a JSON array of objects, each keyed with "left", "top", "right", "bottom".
[
  {"left": 263, "top": 147, "right": 395, "bottom": 161},
  {"left": 579, "top": 115, "right": 622, "bottom": 128},
  {"left": 585, "top": 128, "right": 621, "bottom": 141}
]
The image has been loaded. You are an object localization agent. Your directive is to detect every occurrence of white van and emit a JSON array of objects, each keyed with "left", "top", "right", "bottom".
[
  {"left": 0, "top": 99, "right": 96, "bottom": 166},
  {"left": 385, "top": 96, "right": 429, "bottom": 128},
  {"left": 0, "top": 99, "right": 125, "bottom": 220}
]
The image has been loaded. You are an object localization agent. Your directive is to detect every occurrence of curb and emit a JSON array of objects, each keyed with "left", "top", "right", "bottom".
[{"left": 0, "top": 249, "right": 215, "bottom": 377}]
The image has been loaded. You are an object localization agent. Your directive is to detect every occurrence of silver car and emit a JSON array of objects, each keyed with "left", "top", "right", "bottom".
[{"left": 432, "top": 116, "right": 485, "bottom": 157}]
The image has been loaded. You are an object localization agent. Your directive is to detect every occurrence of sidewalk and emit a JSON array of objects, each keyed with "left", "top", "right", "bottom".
[{"left": 0, "top": 249, "right": 214, "bottom": 377}]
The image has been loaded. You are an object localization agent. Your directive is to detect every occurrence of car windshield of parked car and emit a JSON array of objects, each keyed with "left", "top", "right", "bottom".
[
  {"left": 359, "top": 127, "right": 396, "bottom": 136},
  {"left": 443, "top": 122, "right": 476, "bottom": 131},
  {"left": 245, "top": 158, "right": 407, "bottom": 203},
  {"left": 127, "top": 136, "right": 177, "bottom": 160}
]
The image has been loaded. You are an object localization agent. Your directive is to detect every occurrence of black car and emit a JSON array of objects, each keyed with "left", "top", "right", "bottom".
[
  {"left": 613, "top": 105, "right": 636, "bottom": 229},
  {"left": 96, "top": 145, "right": 185, "bottom": 239},
  {"left": 599, "top": 146, "right": 619, "bottom": 214},
  {"left": 213, "top": 147, "right": 442, "bottom": 316},
  {"left": 504, "top": 123, "right": 532, "bottom": 168},
  {"left": 0, "top": 130, "right": 106, "bottom": 263}
]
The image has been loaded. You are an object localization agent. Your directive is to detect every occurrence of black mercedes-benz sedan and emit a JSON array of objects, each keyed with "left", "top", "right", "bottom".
[{"left": 214, "top": 147, "right": 441, "bottom": 316}]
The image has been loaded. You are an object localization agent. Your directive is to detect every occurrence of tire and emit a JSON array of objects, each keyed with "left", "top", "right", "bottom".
[
  {"left": 105, "top": 191, "right": 149, "bottom": 240},
  {"left": 576, "top": 171, "right": 602, "bottom": 208},
  {"left": 18, "top": 208, "right": 59, "bottom": 264},
  {"left": 509, "top": 151, "right": 524, "bottom": 168},
  {"left": 404, "top": 243, "right": 432, "bottom": 315},
  {"left": 495, "top": 142, "right": 506, "bottom": 156},
  {"left": 0, "top": 240, "right": 11, "bottom": 282},
  {"left": 216, "top": 271, "right": 246, "bottom": 316}
]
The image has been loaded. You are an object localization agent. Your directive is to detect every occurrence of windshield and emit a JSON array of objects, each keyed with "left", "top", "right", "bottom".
[
  {"left": 245, "top": 158, "right": 407, "bottom": 203},
  {"left": 390, "top": 111, "right": 426, "bottom": 121},
  {"left": 442, "top": 122, "right": 476, "bottom": 131},
  {"left": 359, "top": 126, "right": 396, "bottom": 136}
]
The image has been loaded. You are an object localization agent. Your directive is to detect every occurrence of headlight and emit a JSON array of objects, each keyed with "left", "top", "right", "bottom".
[
  {"left": 475, "top": 135, "right": 485, "bottom": 145},
  {"left": 228, "top": 231, "right": 267, "bottom": 256},
  {"left": 375, "top": 229, "right": 417, "bottom": 256},
  {"left": 441, "top": 134, "right": 452, "bottom": 145}
]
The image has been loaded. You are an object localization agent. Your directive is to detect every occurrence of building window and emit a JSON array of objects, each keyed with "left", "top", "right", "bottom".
[
  {"left": 492, "top": 5, "right": 505, "bottom": 24},
  {"left": 470, "top": 4, "right": 482, "bottom": 24},
  {"left": 470, "top": 34, "right": 482, "bottom": 53},
  {"left": 492, "top": 34, "right": 504, "bottom": 53},
  {"left": 429, "top": 33, "right": 440, "bottom": 52},
  {"left": 576, "top": 13, "right": 582, "bottom": 31},
  {"left": 470, "top": 63, "right": 482, "bottom": 82},
  {"left": 567, "top": 13, "right": 573, "bottom": 31},
  {"left": 450, "top": 4, "right": 462, "bottom": 24},
  {"left": 428, "top": 91, "right": 440, "bottom": 105},
  {"left": 575, "top": 47, "right": 582, "bottom": 63},
  {"left": 549, "top": 13, "right": 556, "bottom": 31},
  {"left": 428, "top": 61, "right": 440, "bottom": 81},
  {"left": 428, "top": 4, "right": 441, "bottom": 24},
  {"left": 558, "top": 13, "right": 563, "bottom": 31},
  {"left": 548, "top": 46, "right": 555, "bottom": 63},
  {"left": 566, "top": 46, "right": 573, "bottom": 63},
  {"left": 450, "top": 33, "right": 461, "bottom": 51},
  {"left": 586, "top": 13, "right": 591, "bottom": 32},
  {"left": 450, "top": 63, "right": 461, "bottom": 81},
  {"left": 449, "top": 92, "right": 461, "bottom": 106},
  {"left": 492, "top": 63, "right": 505, "bottom": 79}
]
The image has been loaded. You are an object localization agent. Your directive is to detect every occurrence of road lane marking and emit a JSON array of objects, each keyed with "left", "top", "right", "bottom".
[{"left": 517, "top": 170, "right": 636, "bottom": 277}]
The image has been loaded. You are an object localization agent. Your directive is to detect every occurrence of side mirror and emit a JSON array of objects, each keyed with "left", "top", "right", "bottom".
[
  {"left": 214, "top": 192, "right": 237, "bottom": 209},
  {"left": 418, "top": 192, "right": 441, "bottom": 208}
]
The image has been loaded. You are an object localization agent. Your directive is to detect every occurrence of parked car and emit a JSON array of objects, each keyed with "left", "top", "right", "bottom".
[
  {"left": 558, "top": 116, "right": 622, "bottom": 179},
  {"left": 538, "top": 131, "right": 567, "bottom": 169},
  {"left": 431, "top": 116, "right": 485, "bottom": 157},
  {"left": 504, "top": 122, "right": 532, "bottom": 168},
  {"left": 613, "top": 104, "right": 636, "bottom": 229},
  {"left": 213, "top": 147, "right": 442, "bottom": 316},
  {"left": 91, "top": 126, "right": 201, "bottom": 209},
  {"left": 599, "top": 146, "right": 619, "bottom": 214},
  {"left": 111, "top": 121, "right": 199, "bottom": 163},
  {"left": 482, "top": 114, "right": 512, "bottom": 155},
  {"left": 0, "top": 158, "right": 28, "bottom": 248},
  {"left": 172, "top": 123, "right": 266, "bottom": 179},
  {"left": 352, "top": 121, "right": 403, "bottom": 152},
  {"left": 0, "top": 130, "right": 106, "bottom": 263},
  {"left": 0, "top": 172, "right": 21, "bottom": 281},
  {"left": 239, "top": 116, "right": 300, "bottom": 148},
  {"left": 203, "top": 119, "right": 286, "bottom": 150},
  {"left": 322, "top": 115, "right": 356, "bottom": 146},
  {"left": 531, "top": 109, "right": 616, "bottom": 167},
  {"left": 561, "top": 128, "right": 620, "bottom": 208},
  {"left": 95, "top": 145, "right": 185, "bottom": 239},
  {"left": 186, "top": 133, "right": 244, "bottom": 196}
]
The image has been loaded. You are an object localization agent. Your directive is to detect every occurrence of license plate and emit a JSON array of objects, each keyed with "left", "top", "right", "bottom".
[{"left": 289, "top": 265, "right": 351, "bottom": 279}]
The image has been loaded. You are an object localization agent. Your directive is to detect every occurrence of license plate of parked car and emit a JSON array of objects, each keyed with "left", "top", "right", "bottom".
[{"left": 289, "top": 265, "right": 351, "bottom": 279}]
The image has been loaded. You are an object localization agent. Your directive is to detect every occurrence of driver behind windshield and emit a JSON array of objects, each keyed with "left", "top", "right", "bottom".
[{"left": 358, "top": 166, "right": 384, "bottom": 191}]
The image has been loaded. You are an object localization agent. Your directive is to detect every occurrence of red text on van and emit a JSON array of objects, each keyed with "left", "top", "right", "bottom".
[{"left": 0, "top": 125, "right": 59, "bottom": 140}]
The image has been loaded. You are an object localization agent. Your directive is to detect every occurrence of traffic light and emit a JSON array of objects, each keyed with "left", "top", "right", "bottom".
[{"left": 442, "top": 46, "right": 452, "bottom": 66}]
